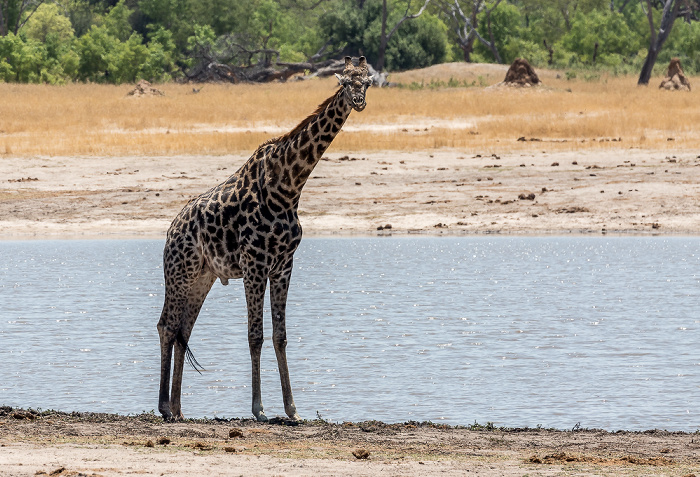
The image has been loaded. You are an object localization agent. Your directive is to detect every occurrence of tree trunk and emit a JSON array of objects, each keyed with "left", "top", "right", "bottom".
[
  {"left": 637, "top": 47, "right": 660, "bottom": 85},
  {"left": 637, "top": 0, "right": 682, "bottom": 86},
  {"left": 377, "top": 0, "right": 388, "bottom": 72},
  {"left": 459, "top": 36, "right": 475, "bottom": 62}
]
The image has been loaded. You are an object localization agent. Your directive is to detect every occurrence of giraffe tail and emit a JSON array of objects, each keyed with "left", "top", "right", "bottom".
[{"left": 176, "top": 330, "right": 205, "bottom": 374}]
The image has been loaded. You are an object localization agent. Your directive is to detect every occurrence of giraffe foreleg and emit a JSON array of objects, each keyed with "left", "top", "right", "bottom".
[
  {"left": 243, "top": 267, "right": 268, "bottom": 422},
  {"left": 270, "top": 264, "right": 300, "bottom": 421}
]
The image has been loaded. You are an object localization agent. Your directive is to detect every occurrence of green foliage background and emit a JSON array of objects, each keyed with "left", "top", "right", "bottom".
[{"left": 0, "top": 0, "right": 695, "bottom": 84}]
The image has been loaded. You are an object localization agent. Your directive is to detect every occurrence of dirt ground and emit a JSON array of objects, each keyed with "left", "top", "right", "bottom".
[
  {"left": 1, "top": 408, "right": 699, "bottom": 477},
  {"left": 1, "top": 148, "right": 699, "bottom": 238},
  {"left": 2, "top": 148, "right": 700, "bottom": 476}
]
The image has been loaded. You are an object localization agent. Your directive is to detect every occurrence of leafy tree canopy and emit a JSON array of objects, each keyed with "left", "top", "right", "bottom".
[{"left": 0, "top": 0, "right": 697, "bottom": 83}]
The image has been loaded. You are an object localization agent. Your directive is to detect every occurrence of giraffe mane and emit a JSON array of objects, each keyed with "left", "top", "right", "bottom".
[{"left": 260, "top": 88, "right": 342, "bottom": 147}]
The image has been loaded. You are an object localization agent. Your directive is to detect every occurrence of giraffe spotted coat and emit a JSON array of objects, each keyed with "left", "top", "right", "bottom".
[{"left": 157, "top": 57, "right": 372, "bottom": 422}]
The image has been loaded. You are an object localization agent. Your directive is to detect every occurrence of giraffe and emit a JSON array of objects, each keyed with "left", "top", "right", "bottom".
[{"left": 157, "top": 56, "right": 372, "bottom": 422}]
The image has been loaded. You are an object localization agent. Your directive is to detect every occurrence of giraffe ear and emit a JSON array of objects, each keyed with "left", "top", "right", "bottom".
[
  {"left": 344, "top": 56, "right": 353, "bottom": 68},
  {"left": 358, "top": 56, "right": 367, "bottom": 68},
  {"left": 335, "top": 73, "right": 346, "bottom": 85}
]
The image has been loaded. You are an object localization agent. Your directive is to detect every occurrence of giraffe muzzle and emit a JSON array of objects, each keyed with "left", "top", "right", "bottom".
[{"left": 352, "top": 97, "right": 367, "bottom": 111}]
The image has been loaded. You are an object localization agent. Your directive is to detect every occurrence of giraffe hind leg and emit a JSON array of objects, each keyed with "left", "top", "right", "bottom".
[
  {"left": 169, "top": 273, "right": 216, "bottom": 420},
  {"left": 176, "top": 329, "right": 204, "bottom": 374},
  {"left": 157, "top": 300, "right": 178, "bottom": 421}
]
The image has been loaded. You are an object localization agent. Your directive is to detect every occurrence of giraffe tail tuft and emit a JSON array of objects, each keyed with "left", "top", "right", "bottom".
[{"left": 176, "top": 330, "right": 205, "bottom": 374}]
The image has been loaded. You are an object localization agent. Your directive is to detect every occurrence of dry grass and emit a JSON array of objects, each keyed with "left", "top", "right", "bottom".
[{"left": 1, "top": 62, "right": 699, "bottom": 157}]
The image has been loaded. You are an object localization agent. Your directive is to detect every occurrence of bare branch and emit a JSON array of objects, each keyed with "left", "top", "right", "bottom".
[
  {"left": 437, "top": 0, "right": 503, "bottom": 63},
  {"left": 311, "top": 40, "right": 330, "bottom": 60},
  {"left": 19, "top": 0, "right": 44, "bottom": 32},
  {"left": 386, "top": 0, "right": 431, "bottom": 42}
]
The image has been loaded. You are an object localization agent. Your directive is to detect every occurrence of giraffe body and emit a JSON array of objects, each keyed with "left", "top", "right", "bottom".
[{"left": 157, "top": 57, "right": 371, "bottom": 422}]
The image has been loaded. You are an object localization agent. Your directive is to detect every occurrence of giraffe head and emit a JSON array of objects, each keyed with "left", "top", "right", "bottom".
[{"left": 335, "top": 56, "right": 371, "bottom": 112}]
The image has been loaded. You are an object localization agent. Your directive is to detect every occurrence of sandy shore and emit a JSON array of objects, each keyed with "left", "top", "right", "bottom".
[
  {"left": 1, "top": 408, "right": 699, "bottom": 477},
  {"left": 2, "top": 148, "right": 699, "bottom": 238}
]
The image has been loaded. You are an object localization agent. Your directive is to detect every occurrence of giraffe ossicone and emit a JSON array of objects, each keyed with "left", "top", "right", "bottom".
[{"left": 157, "top": 56, "right": 372, "bottom": 422}]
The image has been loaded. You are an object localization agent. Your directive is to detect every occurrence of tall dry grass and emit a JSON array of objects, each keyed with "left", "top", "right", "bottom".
[{"left": 1, "top": 63, "right": 698, "bottom": 157}]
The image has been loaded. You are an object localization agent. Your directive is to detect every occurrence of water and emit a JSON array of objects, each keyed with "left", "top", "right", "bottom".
[{"left": 1, "top": 237, "right": 699, "bottom": 431}]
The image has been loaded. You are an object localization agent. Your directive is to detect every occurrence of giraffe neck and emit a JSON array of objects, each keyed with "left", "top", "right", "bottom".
[{"left": 262, "top": 88, "right": 352, "bottom": 208}]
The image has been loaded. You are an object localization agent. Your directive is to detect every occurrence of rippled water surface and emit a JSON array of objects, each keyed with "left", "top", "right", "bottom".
[{"left": 1, "top": 237, "right": 699, "bottom": 431}]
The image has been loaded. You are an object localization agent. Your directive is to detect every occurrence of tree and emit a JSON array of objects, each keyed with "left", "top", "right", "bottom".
[
  {"left": 376, "top": 0, "right": 431, "bottom": 70},
  {"left": 318, "top": 0, "right": 446, "bottom": 71},
  {"left": 436, "top": 0, "right": 504, "bottom": 62},
  {"left": 638, "top": 0, "right": 683, "bottom": 85},
  {"left": 559, "top": 9, "right": 642, "bottom": 65},
  {"left": 1, "top": 0, "right": 45, "bottom": 36},
  {"left": 23, "top": 3, "right": 74, "bottom": 43},
  {"left": 381, "top": 12, "right": 448, "bottom": 69}
]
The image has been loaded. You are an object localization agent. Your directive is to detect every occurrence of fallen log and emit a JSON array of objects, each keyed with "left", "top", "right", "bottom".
[{"left": 183, "top": 58, "right": 391, "bottom": 87}]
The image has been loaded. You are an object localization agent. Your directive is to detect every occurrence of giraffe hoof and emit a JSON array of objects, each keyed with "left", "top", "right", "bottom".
[
  {"left": 255, "top": 412, "right": 269, "bottom": 423},
  {"left": 159, "top": 408, "right": 173, "bottom": 422}
]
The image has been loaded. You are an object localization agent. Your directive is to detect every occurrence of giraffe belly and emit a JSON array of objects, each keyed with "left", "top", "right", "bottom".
[{"left": 203, "top": 256, "right": 243, "bottom": 285}]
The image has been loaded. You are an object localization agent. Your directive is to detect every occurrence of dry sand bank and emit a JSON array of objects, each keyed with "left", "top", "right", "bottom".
[
  {"left": 1, "top": 408, "right": 699, "bottom": 477},
  {"left": 1, "top": 148, "right": 699, "bottom": 238}
]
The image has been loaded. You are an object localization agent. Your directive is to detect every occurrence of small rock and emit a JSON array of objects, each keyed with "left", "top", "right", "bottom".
[
  {"left": 352, "top": 448, "right": 370, "bottom": 459},
  {"left": 518, "top": 192, "right": 536, "bottom": 201},
  {"left": 157, "top": 436, "right": 170, "bottom": 445},
  {"left": 556, "top": 206, "right": 589, "bottom": 214},
  {"left": 229, "top": 428, "right": 244, "bottom": 438},
  {"left": 144, "top": 440, "right": 154, "bottom": 447},
  {"left": 189, "top": 442, "right": 212, "bottom": 450},
  {"left": 12, "top": 411, "right": 35, "bottom": 420}
]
